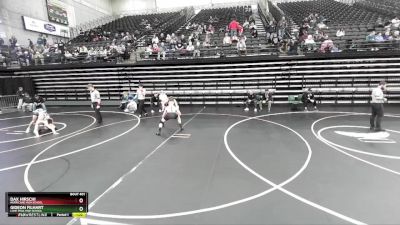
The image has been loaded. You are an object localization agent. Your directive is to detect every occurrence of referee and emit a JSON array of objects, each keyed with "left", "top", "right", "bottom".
[
  {"left": 88, "top": 84, "right": 102, "bottom": 124},
  {"left": 370, "top": 81, "right": 387, "bottom": 132}
]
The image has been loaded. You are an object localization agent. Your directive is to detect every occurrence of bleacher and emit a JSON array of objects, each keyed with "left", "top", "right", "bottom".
[
  {"left": 8, "top": 53, "right": 400, "bottom": 106},
  {"left": 354, "top": 0, "right": 400, "bottom": 18},
  {"left": 276, "top": 0, "right": 392, "bottom": 46}
]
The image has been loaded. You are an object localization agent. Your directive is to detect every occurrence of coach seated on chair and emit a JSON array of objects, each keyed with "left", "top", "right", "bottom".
[{"left": 244, "top": 90, "right": 259, "bottom": 112}]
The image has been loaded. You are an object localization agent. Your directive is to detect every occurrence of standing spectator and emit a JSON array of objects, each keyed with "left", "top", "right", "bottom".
[
  {"left": 136, "top": 84, "right": 147, "bottom": 118},
  {"left": 264, "top": 89, "right": 274, "bottom": 113},
  {"left": 16, "top": 87, "right": 25, "bottom": 110},
  {"left": 9, "top": 36, "right": 17, "bottom": 49},
  {"left": 37, "top": 34, "right": 44, "bottom": 46},
  {"left": 228, "top": 17, "right": 240, "bottom": 37},
  {"left": 87, "top": 84, "right": 102, "bottom": 124},
  {"left": 0, "top": 37, "right": 4, "bottom": 46},
  {"left": 28, "top": 39, "right": 34, "bottom": 50},
  {"left": 391, "top": 17, "right": 400, "bottom": 30}
]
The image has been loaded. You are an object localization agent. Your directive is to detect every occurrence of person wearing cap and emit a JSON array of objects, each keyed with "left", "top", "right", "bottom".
[
  {"left": 87, "top": 84, "right": 102, "bottom": 124},
  {"left": 370, "top": 81, "right": 387, "bottom": 132}
]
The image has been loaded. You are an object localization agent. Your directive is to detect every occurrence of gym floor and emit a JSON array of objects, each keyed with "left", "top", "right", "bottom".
[{"left": 0, "top": 105, "right": 400, "bottom": 225}]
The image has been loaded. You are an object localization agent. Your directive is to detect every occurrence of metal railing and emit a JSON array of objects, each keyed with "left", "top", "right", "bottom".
[{"left": 0, "top": 95, "right": 19, "bottom": 110}]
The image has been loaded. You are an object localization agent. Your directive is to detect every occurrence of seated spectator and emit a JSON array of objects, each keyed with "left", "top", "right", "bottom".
[
  {"left": 152, "top": 34, "right": 159, "bottom": 44},
  {"left": 22, "top": 51, "right": 32, "bottom": 66},
  {"left": 366, "top": 31, "right": 376, "bottom": 42},
  {"left": 88, "top": 47, "right": 97, "bottom": 62},
  {"left": 203, "top": 33, "right": 211, "bottom": 47},
  {"left": 228, "top": 17, "right": 240, "bottom": 37},
  {"left": 249, "top": 22, "right": 257, "bottom": 31},
  {"left": 336, "top": 29, "right": 345, "bottom": 38},
  {"left": 244, "top": 90, "right": 258, "bottom": 112},
  {"left": 251, "top": 29, "right": 258, "bottom": 38},
  {"left": 238, "top": 25, "right": 244, "bottom": 36},
  {"left": 317, "top": 22, "right": 328, "bottom": 29},
  {"left": 145, "top": 45, "right": 153, "bottom": 58},
  {"left": 33, "top": 50, "right": 44, "bottom": 65},
  {"left": 179, "top": 34, "right": 187, "bottom": 45},
  {"left": 170, "top": 33, "right": 177, "bottom": 44},
  {"left": 304, "top": 35, "right": 316, "bottom": 51},
  {"left": 302, "top": 88, "right": 317, "bottom": 111},
  {"left": 376, "top": 17, "right": 384, "bottom": 28},
  {"left": 165, "top": 34, "right": 171, "bottom": 44},
  {"left": 383, "top": 31, "right": 393, "bottom": 41},
  {"left": 193, "top": 41, "right": 201, "bottom": 58},
  {"left": 186, "top": 41, "right": 195, "bottom": 56},
  {"left": 159, "top": 33, "right": 166, "bottom": 43},
  {"left": 0, "top": 50, "right": 6, "bottom": 67},
  {"left": 375, "top": 32, "right": 385, "bottom": 42},
  {"left": 78, "top": 45, "right": 88, "bottom": 53},
  {"left": 207, "top": 24, "right": 215, "bottom": 34},
  {"left": 243, "top": 19, "right": 250, "bottom": 29},
  {"left": 320, "top": 38, "right": 334, "bottom": 53},
  {"left": 175, "top": 41, "right": 186, "bottom": 55},
  {"left": 223, "top": 33, "right": 232, "bottom": 46},
  {"left": 391, "top": 17, "right": 400, "bottom": 30},
  {"left": 64, "top": 50, "right": 73, "bottom": 63},
  {"left": 157, "top": 42, "right": 166, "bottom": 60},
  {"left": 237, "top": 37, "right": 247, "bottom": 56},
  {"left": 97, "top": 46, "right": 107, "bottom": 60}
]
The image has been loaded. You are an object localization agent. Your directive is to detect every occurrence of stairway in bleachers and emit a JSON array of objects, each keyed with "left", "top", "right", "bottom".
[{"left": 9, "top": 56, "right": 400, "bottom": 106}]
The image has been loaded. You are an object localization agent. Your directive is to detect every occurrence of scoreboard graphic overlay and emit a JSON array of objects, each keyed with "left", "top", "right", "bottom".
[{"left": 6, "top": 192, "right": 88, "bottom": 218}]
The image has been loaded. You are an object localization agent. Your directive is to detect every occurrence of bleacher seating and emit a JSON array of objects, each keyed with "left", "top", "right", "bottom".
[
  {"left": 9, "top": 54, "right": 400, "bottom": 106},
  {"left": 354, "top": 0, "right": 400, "bottom": 18}
]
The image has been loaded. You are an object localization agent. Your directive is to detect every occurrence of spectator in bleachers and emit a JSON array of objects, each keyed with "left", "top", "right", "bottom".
[
  {"left": 320, "top": 38, "right": 334, "bottom": 53},
  {"left": 9, "top": 36, "right": 17, "bottom": 49},
  {"left": 243, "top": 19, "right": 250, "bottom": 29},
  {"left": 304, "top": 35, "right": 316, "bottom": 51},
  {"left": 193, "top": 41, "right": 201, "bottom": 58},
  {"left": 336, "top": 29, "right": 345, "bottom": 39},
  {"left": 251, "top": 29, "right": 258, "bottom": 38},
  {"left": 34, "top": 50, "right": 44, "bottom": 65},
  {"left": 180, "top": 34, "right": 187, "bottom": 45},
  {"left": 0, "top": 50, "right": 6, "bottom": 67},
  {"left": 88, "top": 47, "right": 97, "bottom": 62},
  {"left": 366, "top": 31, "right": 377, "bottom": 51},
  {"left": 207, "top": 24, "right": 215, "bottom": 34},
  {"left": 383, "top": 31, "right": 393, "bottom": 41},
  {"left": 376, "top": 17, "right": 384, "bottom": 28},
  {"left": 165, "top": 34, "right": 171, "bottom": 44},
  {"left": 375, "top": 32, "right": 385, "bottom": 42},
  {"left": 203, "top": 33, "right": 211, "bottom": 47},
  {"left": 237, "top": 37, "right": 247, "bottom": 56},
  {"left": 64, "top": 50, "right": 73, "bottom": 63},
  {"left": 391, "top": 17, "right": 400, "bottom": 30},
  {"left": 97, "top": 47, "right": 107, "bottom": 60},
  {"left": 176, "top": 41, "right": 186, "bottom": 55},
  {"left": 78, "top": 45, "right": 88, "bottom": 53},
  {"left": 36, "top": 34, "right": 44, "bottom": 46},
  {"left": 228, "top": 17, "right": 240, "bottom": 37},
  {"left": 0, "top": 37, "right": 4, "bottom": 46},
  {"left": 157, "top": 42, "right": 166, "bottom": 60},
  {"left": 159, "top": 33, "right": 166, "bottom": 43},
  {"left": 28, "top": 39, "right": 34, "bottom": 50},
  {"left": 144, "top": 45, "right": 153, "bottom": 59},
  {"left": 186, "top": 41, "right": 195, "bottom": 56},
  {"left": 22, "top": 50, "right": 32, "bottom": 66},
  {"left": 152, "top": 34, "right": 159, "bottom": 44},
  {"left": 223, "top": 33, "right": 232, "bottom": 46}
]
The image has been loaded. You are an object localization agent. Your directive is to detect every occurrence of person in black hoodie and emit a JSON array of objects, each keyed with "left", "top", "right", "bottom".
[
  {"left": 302, "top": 88, "right": 318, "bottom": 111},
  {"left": 244, "top": 90, "right": 259, "bottom": 112}
]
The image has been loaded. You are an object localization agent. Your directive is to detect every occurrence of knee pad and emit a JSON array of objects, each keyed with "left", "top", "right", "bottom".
[{"left": 159, "top": 121, "right": 164, "bottom": 128}]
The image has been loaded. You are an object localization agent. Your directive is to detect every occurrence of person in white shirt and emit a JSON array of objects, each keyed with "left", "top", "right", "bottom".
[
  {"left": 156, "top": 97, "right": 183, "bottom": 136},
  {"left": 88, "top": 84, "right": 102, "bottom": 124},
  {"left": 370, "top": 81, "right": 387, "bottom": 131},
  {"left": 136, "top": 84, "right": 148, "bottom": 117},
  {"left": 223, "top": 33, "right": 232, "bottom": 46},
  {"left": 391, "top": 17, "right": 400, "bottom": 29},
  {"left": 336, "top": 29, "right": 345, "bottom": 38}
]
